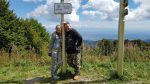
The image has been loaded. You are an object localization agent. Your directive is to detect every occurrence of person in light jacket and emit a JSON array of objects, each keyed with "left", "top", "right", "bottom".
[{"left": 49, "top": 25, "right": 62, "bottom": 80}]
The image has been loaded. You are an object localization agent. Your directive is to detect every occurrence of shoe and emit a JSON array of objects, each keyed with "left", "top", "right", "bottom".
[
  {"left": 52, "top": 75, "right": 60, "bottom": 80},
  {"left": 73, "top": 75, "right": 79, "bottom": 80}
]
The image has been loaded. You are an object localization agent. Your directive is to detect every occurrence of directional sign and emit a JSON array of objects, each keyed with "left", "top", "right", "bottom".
[{"left": 54, "top": 3, "right": 72, "bottom": 14}]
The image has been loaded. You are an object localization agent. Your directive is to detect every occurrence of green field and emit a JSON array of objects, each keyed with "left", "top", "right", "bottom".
[{"left": 0, "top": 54, "right": 150, "bottom": 84}]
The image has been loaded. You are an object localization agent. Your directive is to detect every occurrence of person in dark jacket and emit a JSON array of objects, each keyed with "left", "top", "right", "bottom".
[{"left": 64, "top": 22, "right": 83, "bottom": 80}]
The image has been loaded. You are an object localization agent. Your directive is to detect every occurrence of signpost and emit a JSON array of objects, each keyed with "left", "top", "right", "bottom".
[
  {"left": 117, "top": 0, "right": 128, "bottom": 77},
  {"left": 54, "top": 0, "right": 72, "bottom": 74},
  {"left": 54, "top": 3, "right": 72, "bottom": 14}
]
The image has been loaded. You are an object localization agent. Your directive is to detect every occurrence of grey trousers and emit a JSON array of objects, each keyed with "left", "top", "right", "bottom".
[{"left": 51, "top": 51, "right": 62, "bottom": 76}]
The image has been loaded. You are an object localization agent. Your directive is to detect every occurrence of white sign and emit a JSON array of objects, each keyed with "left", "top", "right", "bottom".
[{"left": 54, "top": 3, "right": 72, "bottom": 14}]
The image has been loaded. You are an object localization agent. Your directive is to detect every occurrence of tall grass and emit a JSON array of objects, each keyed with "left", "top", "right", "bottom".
[
  {"left": 124, "top": 46, "right": 150, "bottom": 62},
  {"left": 0, "top": 48, "right": 50, "bottom": 66},
  {"left": 84, "top": 44, "right": 150, "bottom": 62}
]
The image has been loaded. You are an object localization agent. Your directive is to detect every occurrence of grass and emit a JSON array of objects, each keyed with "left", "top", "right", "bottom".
[
  {"left": 0, "top": 46, "right": 150, "bottom": 83},
  {"left": 0, "top": 63, "right": 50, "bottom": 82},
  {"left": 0, "top": 54, "right": 150, "bottom": 83}
]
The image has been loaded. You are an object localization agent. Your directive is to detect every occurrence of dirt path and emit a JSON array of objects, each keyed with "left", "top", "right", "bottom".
[
  {"left": 25, "top": 76, "right": 107, "bottom": 84},
  {"left": 25, "top": 77, "right": 45, "bottom": 84},
  {"left": 24, "top": 76, "right": 150, "bottom": 84}
]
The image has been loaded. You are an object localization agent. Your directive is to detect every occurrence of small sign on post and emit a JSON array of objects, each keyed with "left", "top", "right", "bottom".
[{"left": 54, "top": 3, "right": 72, "bottom": 14}]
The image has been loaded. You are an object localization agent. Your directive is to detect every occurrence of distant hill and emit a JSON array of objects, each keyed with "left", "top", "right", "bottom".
[
  {"left": 144, "top": 39, "right": 150, "bottom": 43},
  {"left": 83, "top": 39, "right": 150, "bottom": 47},
  {"left": 83, "top": 40, "right": 98, "bottom": 47}
]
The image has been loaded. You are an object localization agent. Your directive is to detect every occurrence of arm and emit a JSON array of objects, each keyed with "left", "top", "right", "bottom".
[
  {"left": 73, "top": 29, "right": 83, "bottom": 48},
  {"left": 49, "top": 32, "right": 56, "bottom": 54}
]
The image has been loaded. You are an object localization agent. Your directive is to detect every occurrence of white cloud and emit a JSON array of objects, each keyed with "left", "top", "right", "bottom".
[
  {"left": 82, "top": 0, "right": 150, "bottom": 21},
  {"left": 82, "top": 10, "right": 101, "bottom": 16},
  {"left": 66, "top": 10, "right": 79, "bottom": 22},
  {"left": 27, "top": 0, "right": 81, "bottom": 22},
  {"left": 83, "top": 0, "right": 119, "bottom": 13},
  {"left": 27, "top": 4, "right": 49, "bottom": 17},
  {"left": 82, "top": 10, "right": 109, "bottom": 20},
  {"left": 127, "top": 0, "right": 150, "bottom": 21},
  {"left": 82, "top": 0, "right": 119, "bottom": 21}
]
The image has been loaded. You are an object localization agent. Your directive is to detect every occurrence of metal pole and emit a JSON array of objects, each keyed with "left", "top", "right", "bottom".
[
  {"left": 61, "top": 0, "right": 67, "bottom": 74},
  {"left": 117, "top": 0, "right": 125, "bottom": 77}
]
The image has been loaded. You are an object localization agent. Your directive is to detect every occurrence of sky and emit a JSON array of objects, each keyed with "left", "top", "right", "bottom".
[{"left": 8, "top": 0, "right": 150, "bottom": 40}]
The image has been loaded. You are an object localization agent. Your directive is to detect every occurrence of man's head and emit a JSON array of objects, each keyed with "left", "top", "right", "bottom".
[
  {"left": 55, "top": 25, "right": 61, "bottom": 33},
  {"left": 64, "top": 22, "right": 72, "bottom": 32}
]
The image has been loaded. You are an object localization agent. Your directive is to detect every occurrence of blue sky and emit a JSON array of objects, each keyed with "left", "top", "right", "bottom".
[{"left": 8, "top": 0, "right": 150, "bottom": 40}]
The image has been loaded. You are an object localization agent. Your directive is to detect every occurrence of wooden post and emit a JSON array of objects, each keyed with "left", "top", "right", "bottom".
[
  {"left": 61, "top": 0, "right": 67, "bottom": 74},
  {"left": 117, "top": 0, "right": 128, "bottom": 77}
]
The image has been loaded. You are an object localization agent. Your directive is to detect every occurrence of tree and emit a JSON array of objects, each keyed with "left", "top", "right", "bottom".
[
  {"left": 0, "top": 0, "right": 50, "bottom": 56},
  {"left": 0, "top": 0, "right": 17, "bottom": 50}
]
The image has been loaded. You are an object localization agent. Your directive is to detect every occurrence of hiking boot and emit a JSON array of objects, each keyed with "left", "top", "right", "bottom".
[
  {"left": 73, "top": 73, "right": 80, "bottom": 80},
  {"left": 52, "top": 75, "right": 60, "bottom": 80},
  {"left": 73, "top": 75, "right": 79, "bottom": 80}
]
